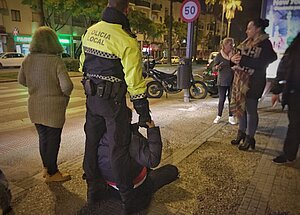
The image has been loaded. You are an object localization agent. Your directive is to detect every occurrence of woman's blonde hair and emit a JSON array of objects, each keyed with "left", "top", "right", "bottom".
[
  {"left": 29, "top": 26, "right": 64, "bottom": 54},
  {"left": 221, "top": 37, "right": 234, "bottom": 50}
]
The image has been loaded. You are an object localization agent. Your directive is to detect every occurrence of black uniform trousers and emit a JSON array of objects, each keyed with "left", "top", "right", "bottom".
[
  {"left": 35, "top": 124, "right": 62, "bottom": 175},
  {"left": 83, "top": 95, "right": 134, "bottom": 193},
  {"left": 284, "top": 92, "right": 300, "bottom": 161}
]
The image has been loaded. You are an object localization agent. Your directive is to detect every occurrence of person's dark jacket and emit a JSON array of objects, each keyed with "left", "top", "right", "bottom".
[
  {"left": 97, "top": 124, "right": 162, "bottom": 184},
  {"left": 271, "top": 42, "right": 300, "bottom": 105},
  {"left": 214, "top": 53, "right": 234, "bottom": 86},
  {"left": 0, "top": 169, "right": 11, "bottom": 214},
  {"left": 239, "top": 39, "right": 277, "bottom": 99}
]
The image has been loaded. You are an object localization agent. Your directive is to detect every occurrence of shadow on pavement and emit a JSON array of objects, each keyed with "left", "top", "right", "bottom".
[{"left": 47, "top": 183, "right": 86, "bottom": 215}]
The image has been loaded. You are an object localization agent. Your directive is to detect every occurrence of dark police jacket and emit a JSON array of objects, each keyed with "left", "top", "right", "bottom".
[{"left": 97, "top": 124, "right": 162, "bottom": 188}]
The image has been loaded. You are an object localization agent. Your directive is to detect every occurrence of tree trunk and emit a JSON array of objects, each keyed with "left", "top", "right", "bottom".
[
  {"left": 168, "top": 0, "right": 173, "bottom": 65},
  {"left": 193, "top": 18, "right": 199, "bottom": 61},
  {"left": 38, "top": 0, "right": 45, "bottom": 26},
  {"left": 220, "top": 1, "right": 225, "bottom": 41},
  {"left": 227, "top": 19, "right": 231, "bottom": 37}
]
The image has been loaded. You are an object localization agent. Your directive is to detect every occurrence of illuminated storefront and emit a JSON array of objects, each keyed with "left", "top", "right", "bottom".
[
  {"left": 13, "top": 34, "right": 72, "bottom": 55},
  {"left": 261, "top": 0, "right": 300, "bottom": 79}
]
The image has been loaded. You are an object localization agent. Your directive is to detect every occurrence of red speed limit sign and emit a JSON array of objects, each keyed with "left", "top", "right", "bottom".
[{"left": 180, "top": 0, "right": 201, "bottom": 23}]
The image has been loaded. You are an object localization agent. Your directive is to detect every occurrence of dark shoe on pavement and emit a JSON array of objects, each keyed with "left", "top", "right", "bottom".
[
  {"left": 238, "top": 135, "right": 255, "bottom": 151},
  {"left": 272, "top": 155, "right": 294, "bottom": 164},
  {"left": 231, "top": 130, "right": 246, "bottom": 145}
]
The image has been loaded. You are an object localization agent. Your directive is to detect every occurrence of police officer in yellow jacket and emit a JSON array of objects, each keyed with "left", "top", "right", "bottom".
[{"left": 79, "top": 0, "right": 151, "bottom": 213}]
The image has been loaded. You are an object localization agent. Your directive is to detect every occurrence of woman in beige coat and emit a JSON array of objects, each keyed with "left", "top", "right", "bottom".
[{"left": 18, "top": 26, "right": 73, "bottom": 182}]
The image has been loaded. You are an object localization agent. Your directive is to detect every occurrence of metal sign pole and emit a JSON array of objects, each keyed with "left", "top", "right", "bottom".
[
  {"left": 183, "top": 22, "right": 194, "bottom": 102},
  {"left": 180, "top": 0, "right": 200, "bottom": 103}
]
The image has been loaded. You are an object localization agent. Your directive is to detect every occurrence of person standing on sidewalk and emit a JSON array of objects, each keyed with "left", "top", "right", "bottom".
[
  {"left": 97, "top": 107, "right": 179, "bottom": 214},
  {"left": 213, "top": 38, "right": 237, "bottom": 125},
  {"left": 230, "top": 18, "right": 277, "bottom": 150},
  {"left": 271, "top": 33, "right": 300, "bottom": 164},
  {"left": 79, "top": 0, "right": 152, "bottom": 210},
  {"left": 18, "top": 26, "right": 73, "bottom": 182}
]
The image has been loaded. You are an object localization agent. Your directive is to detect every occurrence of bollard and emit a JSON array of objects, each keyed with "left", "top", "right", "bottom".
[{"left": 177, "top": 58, "right": 192, "bottom": 89}]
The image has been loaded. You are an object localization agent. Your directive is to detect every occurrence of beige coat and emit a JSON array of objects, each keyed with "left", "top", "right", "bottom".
[{"left": 18, "top": 53, "right": 73, "bottom": 128}]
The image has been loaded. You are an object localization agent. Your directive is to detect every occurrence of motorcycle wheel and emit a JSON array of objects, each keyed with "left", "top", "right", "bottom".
[
  {"left": 146, "top": 81, "right": 164, "bottom": 98},
  {"left": 189, "top": 81, "right": 208, "bottom": 99}
]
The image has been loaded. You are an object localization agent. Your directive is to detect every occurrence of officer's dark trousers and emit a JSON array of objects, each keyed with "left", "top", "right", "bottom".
[
  {"left": 83, "top": 96, "right": 133, "bottom": 193},
  {"left": 35, "top": 124, "right": 62, "bottom": 175},
  {"left": 284, "top": 92, "right": 300, "bottom": 161}
]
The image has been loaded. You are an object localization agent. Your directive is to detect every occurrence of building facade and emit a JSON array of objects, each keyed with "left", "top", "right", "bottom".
[{"left": 0, "top": 0, "right": 225, "bottom": 59}]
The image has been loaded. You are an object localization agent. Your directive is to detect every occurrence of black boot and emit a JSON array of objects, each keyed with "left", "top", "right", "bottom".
[
  {"left": 231, "top": 130, "right": 246, "bottom": 145},
  {"left": 238, "top": 135, "right": 255, "bottom": 151}
]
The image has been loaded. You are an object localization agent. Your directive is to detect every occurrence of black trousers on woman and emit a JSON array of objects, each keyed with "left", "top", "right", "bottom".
[
  {"left": 35, "top": 124, "right": 62, "bottom": 175},
  {"left": 218, "top": 86, "right": 232, "bottom": 116}
]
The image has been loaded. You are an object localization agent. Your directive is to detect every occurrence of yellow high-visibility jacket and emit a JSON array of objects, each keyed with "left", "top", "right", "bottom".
[{"left": 79, "top": 21, "right": 146, "bottom": 100}]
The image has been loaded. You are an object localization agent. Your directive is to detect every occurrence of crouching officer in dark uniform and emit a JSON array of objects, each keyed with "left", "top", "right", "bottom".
[{"left": 79, "top": 0, "right": 152, "bottom": 212}]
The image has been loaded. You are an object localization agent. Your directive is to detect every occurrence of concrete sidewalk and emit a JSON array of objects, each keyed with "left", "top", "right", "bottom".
[{"left": 3, "top": 96, "right": 300, "bottom": 215}]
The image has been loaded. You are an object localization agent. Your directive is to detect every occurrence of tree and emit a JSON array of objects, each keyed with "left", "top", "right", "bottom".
[
  {"left": 225, "top": 0, "right": 242, "bottom": 37},
  {"left": 22, "top": 0, "right": 106, "bottom": 31},
  {"left": 147, "top": 23, "right": 167, "bottom": 43},
  {"left": 128, "top": 10, "right": 153, "bottom": 38},
  {"left": 168, "top": 0, "right": 173, "bottom": 64}
]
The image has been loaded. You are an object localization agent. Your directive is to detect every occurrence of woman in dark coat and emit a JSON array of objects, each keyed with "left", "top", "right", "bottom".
[
  {"left": 230, "top": 18, "right": 277, "bottom": 150},
  {"left": 271, "top": 33, "right": 300, "bottom": 164}
]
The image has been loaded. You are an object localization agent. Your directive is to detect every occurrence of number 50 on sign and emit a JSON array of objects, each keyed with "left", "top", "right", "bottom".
[{"left": 180, "top": 0, "right": 201, "bottom": 23}]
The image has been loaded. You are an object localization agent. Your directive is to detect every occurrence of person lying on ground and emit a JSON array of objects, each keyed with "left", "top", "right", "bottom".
[{"left": 96, "top": 107, "right": 179, "bottom": 214}]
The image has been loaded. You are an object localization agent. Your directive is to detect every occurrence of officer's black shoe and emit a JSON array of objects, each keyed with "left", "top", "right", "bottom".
[{"left": 86, "top": 180, "right": 107, "bottom": 205}]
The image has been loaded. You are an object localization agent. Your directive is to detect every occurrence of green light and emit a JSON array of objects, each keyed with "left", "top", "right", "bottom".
[
  {"left": 14, "top": 34, "right": 71, "bottom": 45},
  {"left": 59, "top": 38, "right": 70, "bottom": 44}
]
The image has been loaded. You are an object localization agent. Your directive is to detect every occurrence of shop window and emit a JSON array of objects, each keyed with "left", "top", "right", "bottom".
[{"left": 11, "top": 10, "right": 21, "bottom": 22}]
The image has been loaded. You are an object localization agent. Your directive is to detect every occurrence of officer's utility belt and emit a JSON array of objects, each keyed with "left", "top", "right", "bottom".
[{"left": 82, "top": 75, "right": 127, "bottom": 104}]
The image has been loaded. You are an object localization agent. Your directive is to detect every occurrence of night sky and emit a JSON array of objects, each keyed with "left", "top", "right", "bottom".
[{"left": 230, "top": 0, "right": 263, "bottom": 42}]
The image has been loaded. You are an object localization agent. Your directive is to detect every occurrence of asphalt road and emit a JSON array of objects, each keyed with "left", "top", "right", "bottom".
[{"left": 0, "top": 76, "right": 196, "bottom": 182}]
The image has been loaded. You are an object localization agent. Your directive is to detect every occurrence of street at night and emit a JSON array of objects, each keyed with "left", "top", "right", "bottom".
[
  {"left": 1, "top": 0, "right": 300, "bottom": 214},
  {"left": 0, "top": 75, "right": 299, "bottom": 214}
]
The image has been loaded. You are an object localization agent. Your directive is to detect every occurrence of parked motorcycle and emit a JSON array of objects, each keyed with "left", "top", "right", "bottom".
[
  {"left": 202, "top": 61, "right": 219, "bottom": 97},
  {"left": 144, "top": 61, "right": 208, "bottom": 99}
]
